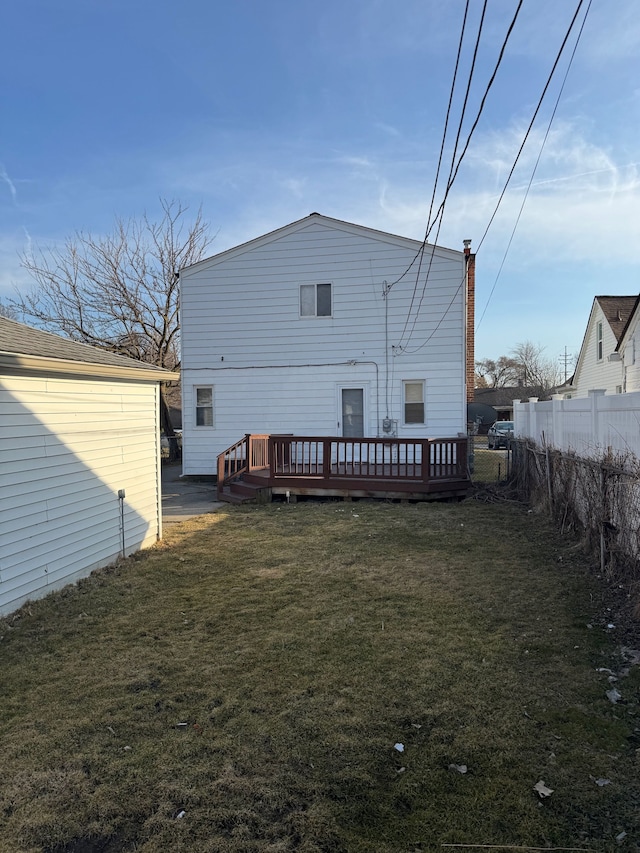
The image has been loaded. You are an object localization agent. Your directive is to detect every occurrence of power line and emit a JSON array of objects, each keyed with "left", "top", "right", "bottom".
[
  {"left": 403, "top": 0, "right": 589, "bottom": 357},
  {"left": 385, "top": 1, "right": 471, "bottom": 295},
  {"left": 476, "top": 0, "right": 592, "bottom": 329},
  {"left": 424, "top": 0, "right": 525, "bottom": 244},
  {"left": 395, "top": 0, "right": 480, "bottom": 346},
  {"left": 396, "top": 0, "right": 524, "bottom": 353}
]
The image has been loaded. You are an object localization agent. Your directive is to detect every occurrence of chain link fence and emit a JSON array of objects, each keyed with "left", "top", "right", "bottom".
[
  {"left": 510, "top": 438, "right": 640, "bottom": 586},
  {"left": 469, "top": 434, "right": 511, "bottom": 484}
]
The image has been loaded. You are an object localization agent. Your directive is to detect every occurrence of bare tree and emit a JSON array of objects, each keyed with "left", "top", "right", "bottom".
[
  {"left": 12, "top": 199, "right": 214, "bottom": 459},
  {"left": 510, "top": 340, "right": 562, "bottom": 396},
  {"left": 0, "top": 300, "right": 17, "bottom": 319},
  {"left": 476, "top": 341, "right": 562, "bottom": 398},
  {"left": 475, "top": 355, "right": 520, "bottom": 388}
]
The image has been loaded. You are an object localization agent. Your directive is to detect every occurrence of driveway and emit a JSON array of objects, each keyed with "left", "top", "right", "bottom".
[{"left": 161, "top": 463, "right": 224, "bottom": 524}]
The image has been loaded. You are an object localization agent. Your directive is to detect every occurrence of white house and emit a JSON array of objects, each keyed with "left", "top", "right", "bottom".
[
  {"left": 566, "top": 296, "right": 636, "bottom": 397},
  {"left": 179, "top": 213, "right": 475, "bottom": 476},
  {"left": 0, "top": 316, "right": 177, "bottom": 616},
  {"left": 615, "top": 295, "right": 640, "bottom": 393}
]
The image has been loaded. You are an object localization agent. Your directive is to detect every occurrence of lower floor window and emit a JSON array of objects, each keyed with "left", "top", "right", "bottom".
[
  {"left": 195, "top": 386, "right": 213, "bottom": 426},
  {"left": 403, "top": 380, "right": 425, "bottom": 424}
]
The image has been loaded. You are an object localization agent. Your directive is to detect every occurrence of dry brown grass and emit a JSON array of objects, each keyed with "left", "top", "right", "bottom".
[{"left": 1, "top": 499, "right": 639, "bottom": 852}]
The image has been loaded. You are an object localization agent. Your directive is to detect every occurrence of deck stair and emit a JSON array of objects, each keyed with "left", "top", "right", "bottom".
[{"left": 217, "top": 434, "right": 470, "bottom": 504}]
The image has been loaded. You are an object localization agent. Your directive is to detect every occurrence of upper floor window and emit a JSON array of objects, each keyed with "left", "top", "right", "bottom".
[
  {"left": 403, "top": 380, "right": 425, "bottom": 424},
  {"left": 195, "top": 386, "right": 213, "bottom": 427},
  {"left": 300, "top": 283, "right": 331, "bottom": 317},
  {"left": 596, "top": 321, "right": 603, "bottom": 361}
]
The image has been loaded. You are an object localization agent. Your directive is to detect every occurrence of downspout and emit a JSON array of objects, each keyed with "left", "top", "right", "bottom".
[
  {"left": 382, "top": 280, "right": 391, "bottom": 421},
  {"left": 463, "top": 240, "right": 475, "bottom": 408}
]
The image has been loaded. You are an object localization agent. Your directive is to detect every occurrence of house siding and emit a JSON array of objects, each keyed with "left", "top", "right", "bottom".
[
  {"left": 570, "top": 297, "right": 636, "bottom": 398},
  {"left": 622, "top": 324, "right": 640, "bottom": 393},
  {"left": 180, "top": 217, "right": 467, "bottom": 475},
  {"left": 0, "top": 373, "right": 162, "bottom": 616},
  {"left": 572, "top": 306, "right": 623, "bottom": 396}
]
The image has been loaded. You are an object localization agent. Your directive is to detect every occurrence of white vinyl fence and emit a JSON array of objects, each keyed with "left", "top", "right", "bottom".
[{"left": 514, "top": 390, "right": 640, "bottom": 460}]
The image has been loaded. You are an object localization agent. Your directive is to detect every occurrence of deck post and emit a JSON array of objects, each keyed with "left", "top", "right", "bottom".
[
  {"left": 245, "top": 433, "right": 252, "bottom": 471},
  {"left": 322, "top": 438, "right": 331, "bottom": 481},
  {"left": 422, "top": 439, "right": 430, "bottom": 484},
  {"left": 268, "top": 435, "right": 276, "bottom": 477}
]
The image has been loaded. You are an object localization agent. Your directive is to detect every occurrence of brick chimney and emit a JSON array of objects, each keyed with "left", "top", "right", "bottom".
[{"left": 464, "top": 239, "right": 475, "bottom": 404}]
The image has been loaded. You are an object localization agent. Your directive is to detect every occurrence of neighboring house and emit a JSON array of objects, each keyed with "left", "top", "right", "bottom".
[
  {"left": 179, "top": 213, "right": 475, "bottom": 476},
  {"left": 0, "top": 316, "right": 177, "bottom": 616},
  {"left": 615, "top": 294, "right": 640, "bottom": 393},
  {"left": 565, "top": 296, "right": 636, "bottom": 397},
  {"left": 474, "top": 386, "right": 543, "bottom": 423}
]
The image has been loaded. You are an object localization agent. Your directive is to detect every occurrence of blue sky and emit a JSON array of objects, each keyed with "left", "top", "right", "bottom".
[{"left": 1, "top": 0, "right": 639, "bottom": 366}]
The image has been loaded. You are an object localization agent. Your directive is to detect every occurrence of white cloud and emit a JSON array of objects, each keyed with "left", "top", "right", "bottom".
[
  {"left": 0, "top": 163, "right": 18, "bottom": 204},
  {"left": 440, "top": 120, "right": 640, "bottom": 264}
]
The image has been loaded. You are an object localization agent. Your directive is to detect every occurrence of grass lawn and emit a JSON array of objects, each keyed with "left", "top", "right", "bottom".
[{"left": 1, "top": 499, "right": 639, "bottom": 852}]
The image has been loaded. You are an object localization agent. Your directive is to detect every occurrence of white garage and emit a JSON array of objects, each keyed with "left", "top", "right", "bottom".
[{"left": 0, "top": 316, "right": 177, "bottom": 616}]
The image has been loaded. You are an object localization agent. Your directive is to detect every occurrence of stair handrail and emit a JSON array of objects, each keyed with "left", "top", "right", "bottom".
[
  {"left": 217, "top": 434, "right": 250, "bottom": 499},
  {"left": 217, "top": 434, "right": 274, "bottom": 499}
]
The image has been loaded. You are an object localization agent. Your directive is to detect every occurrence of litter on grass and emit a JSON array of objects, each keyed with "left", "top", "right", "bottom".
[
  {"left": 534, "top": 780, "right": 554, "bottom": 798},
  {"left": 394, "top": 743, "right": 404, "bottom": 753},
  {"left": 594, "top": 778, "right": 611, "bottom": 786},
  {"left": 448, "top": 763, "right": 468, "bottom": 774}
]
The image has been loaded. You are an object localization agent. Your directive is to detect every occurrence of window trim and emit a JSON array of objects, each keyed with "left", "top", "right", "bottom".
[
  {"left": 596, "top": 321, "right": 603, "bottom": 362},
  {"left": 403, "top": 380, "right": 425, "bottom": 426},
  {"left": 300, "top": 282, "right": 332, "bottom": 318},
  {"left": 195, "top": 385, "right": 214, "bottom": 428}
]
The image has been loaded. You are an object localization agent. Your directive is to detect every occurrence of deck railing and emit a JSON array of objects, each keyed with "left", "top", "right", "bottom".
[
  {"left": 218, "top": 434, "right": 469, "bottom": 497},
  {"left": 267, "top": 435, "right": 468, "bottom": 484}
]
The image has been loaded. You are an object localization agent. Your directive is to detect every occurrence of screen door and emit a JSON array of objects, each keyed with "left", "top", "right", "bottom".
[{"left": 341, "top": 388, "right": 364, "bottom": 437}]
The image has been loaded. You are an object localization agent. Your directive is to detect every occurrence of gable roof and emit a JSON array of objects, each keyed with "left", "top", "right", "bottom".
[
  {"left": 179, "top": 212, "right": 463, "bottom": 276},
  {"left": 0, "top": 316, "right": 178, "bottom": 381},
  {"left": 615, "top": 294, "right": 640, "bottom": 352},
  {"left": 573, "top": 295, "right": 637, "bottom": 381},
  {"left": 596, "top": 296, "right": 637, "bottom": 343}
]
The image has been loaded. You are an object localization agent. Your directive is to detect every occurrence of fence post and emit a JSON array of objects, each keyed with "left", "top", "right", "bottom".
[
  {"left": 588, "top": 389, "right": 606, "bottom": 451},
  {"left": 545, "top": 442, "right": 553, "bottom": 518},
  {"left": 528, "top": 398, "right": 539, "bottom": 444},
  {"left": 551, "top": 394, "right": 564, "bottom": 451}
]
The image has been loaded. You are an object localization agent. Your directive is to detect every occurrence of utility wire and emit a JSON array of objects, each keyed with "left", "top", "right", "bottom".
[
  {"left": 425, "top": 0, "right": 471, "bottom": 257},
  {"left": 395, "top": 0, "right": 523, "bottom": 353},
  {"left": 476, "top": 0, "right": 592, "bottom": 329},
  {"left": 401, "top": 0, "right": 587, "bottom": 357},
  {"left": 386, "top": 0, "right": 471, "bottom": 295},
  {"left": 424, "top": 0, "right": 524, "bottom": 243},
  {"left": 392, "top": 0, "right": 473, "bottom": 354}
]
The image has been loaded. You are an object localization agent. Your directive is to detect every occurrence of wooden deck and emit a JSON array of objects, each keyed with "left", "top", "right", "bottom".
[{"left": 217, "top": 434, "right": 471, "bottom": 503}]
